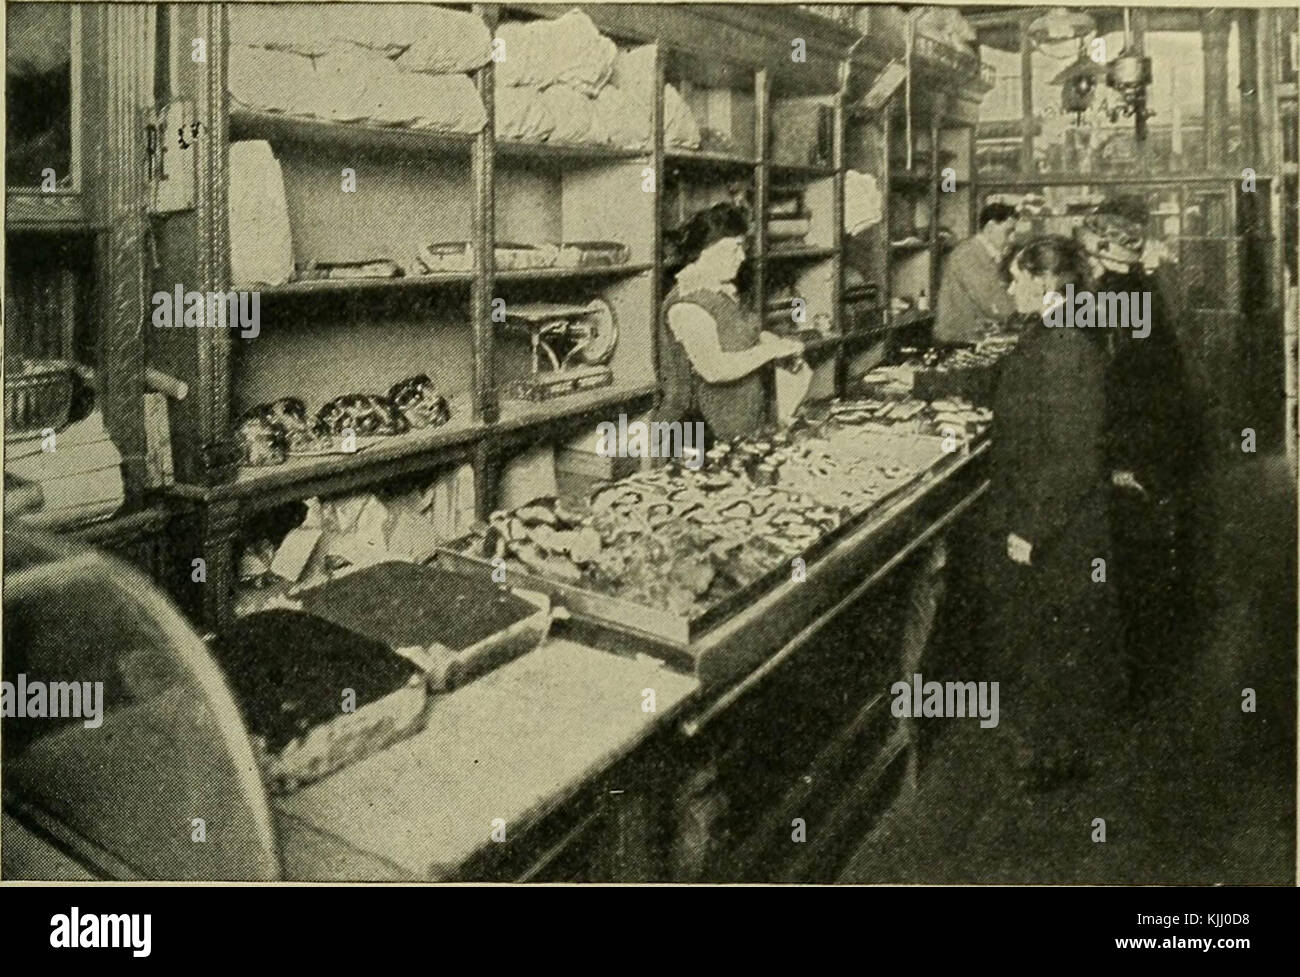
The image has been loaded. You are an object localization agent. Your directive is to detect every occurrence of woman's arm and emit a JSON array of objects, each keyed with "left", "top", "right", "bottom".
[{"left": 668, "top": 304, "right": 796, "bottom": 384}]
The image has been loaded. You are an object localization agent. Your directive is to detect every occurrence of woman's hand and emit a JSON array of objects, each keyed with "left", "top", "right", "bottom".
[
  {"left": 1007, "top": 533, "right": 1033, "bottom": 566},
  {"left": 760, "top": 332, "right": 804, "bottom": 362}
]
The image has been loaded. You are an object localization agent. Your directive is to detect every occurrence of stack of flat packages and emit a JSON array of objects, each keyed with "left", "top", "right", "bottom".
[
  {"left": 212, "top": 610, "right": 429, "bottom": 794},
  {"left": 298, "top": 561, "right": 551, "bottom": 692},
  {"left": 4, "top": 410, "right": 124, "bottom": 528}
]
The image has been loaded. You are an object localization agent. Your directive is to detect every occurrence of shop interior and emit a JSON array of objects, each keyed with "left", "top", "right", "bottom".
[{"left": 3, "top": 3, "right": 1296, "bottom": 883}]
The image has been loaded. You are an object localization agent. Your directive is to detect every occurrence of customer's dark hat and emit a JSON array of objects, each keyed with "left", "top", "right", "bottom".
[{"left": 1076, "top": 196, "right": 1147, "bottom": 272}]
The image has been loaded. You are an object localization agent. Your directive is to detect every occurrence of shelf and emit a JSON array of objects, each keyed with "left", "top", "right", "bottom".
[
  {"left": 254, "top": 272, "right": 474, "bottom": 297},
  {"left": 981, "top": 173, "right": 1272, "bottom": 188},
  {"left": 664, "top": 148, "right": 757, "bottom": 170},
  {"left": 175, "top": 383, "right": 660, "bottom": 507},
  {"left": 765, "top": 244, "right": 836, "bottom": 262},
  {"left": 496, "top": 139, "right": 650, "bottom": 162},
  {"left": 887, "top": 310, "right": 935, "bottom": 330},
  {"left": 221, "top": 392, "right": 483, "bottom": 501},
  {"left": 229, "top": 109, "right": 475, "bottom": 157},
  {"left": 889, "top": 171, "right": 934, "bottom": 190},
  {"left": 494, "top": 262, "right": 653, "bottom": 283},
  {"left": 769, "top": 160, "right": 836, "bottom": 179},
  {"left": 495, "top": 381, "right": 659, "bottom": 433}
]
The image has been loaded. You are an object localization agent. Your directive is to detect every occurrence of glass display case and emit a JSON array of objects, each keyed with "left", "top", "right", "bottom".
[{"left": 2, "top": 528, "right": 279, "bottom": 880}]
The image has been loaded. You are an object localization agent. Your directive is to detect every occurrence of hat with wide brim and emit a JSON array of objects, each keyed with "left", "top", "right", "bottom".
[{"left": 1076, "top": 211, "right": 1146, "bottom": 271}]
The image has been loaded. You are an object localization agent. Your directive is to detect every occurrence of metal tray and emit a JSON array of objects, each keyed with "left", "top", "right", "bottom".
[{"left": 434, "top": 433, "right": 953, "bottom": 650}]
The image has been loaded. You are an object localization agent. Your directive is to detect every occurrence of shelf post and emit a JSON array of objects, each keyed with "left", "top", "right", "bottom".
[
  {"left": 472, "top": 4, "right": 499, "bottom": 426},
  {"left": 831, "top": 57, "right": 847, "bottom": 397},
  {"left": 96, "top": 3, "right": 154, "bottom": 506},
  {"left": 754, "top": 66, "right": 772, "bottom": 425},
  {"left": 651, "top": 42, "right": 666, "bottom": 389}
]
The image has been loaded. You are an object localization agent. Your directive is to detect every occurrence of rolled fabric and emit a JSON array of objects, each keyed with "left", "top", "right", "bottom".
[
  {"left": 592, "top": 84, "right": 650, "bottom": 149},
  {"left": 231, "top": 3, "right": 489, "bottom": 65},
  {"left": 229, "top": 3, "right": 334, "bottom": 57},
  {"left": 611, "top": 45, "right": 655, "bottom": 106},
  {"left": 539, "top": 84, "right": 600, "bottom": 144},
  {"left": 395, "top": 12, "right": 492, "bottom": 74},
  {"left": 494, "top": 86, "right": 556, "bottom": 142},
  {"left": 663, "top": 83, "right": 702, "bottom": 149},
  {"left": 303, "top": 46, "right": 385, "bottom": 123},
  {"left": 228, "top": 45, "right": 316, "bottom": 115},
  {"left": 495, "top": 9, "right": 615, "bottom": 96},
  {"left": 400, "top": 74, "right": 486, "bottom": 134}
]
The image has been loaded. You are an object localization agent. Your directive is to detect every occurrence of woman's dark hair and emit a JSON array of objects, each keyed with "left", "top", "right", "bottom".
[
  {"left": 978, "top": 202, "right": 1017, "bottom": 230},
  {"left": 674, "top": 202, "right": 750, "bottom": 267},
  {"left": 1011, "top": 234, "right": 1093, "bottom": 292}
]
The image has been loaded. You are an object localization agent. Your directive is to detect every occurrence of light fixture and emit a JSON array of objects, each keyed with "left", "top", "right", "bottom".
[
  {"left": 1105, "top": 8, "right": 1153, "bottom": 140},
  {"left": 1027, "top": 7, "right": 1096, "bottom": 52}
]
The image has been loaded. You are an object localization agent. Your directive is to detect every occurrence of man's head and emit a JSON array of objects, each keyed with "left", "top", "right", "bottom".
[{"left": 977, "top": 203, "right": 1018, "bottom": 253}]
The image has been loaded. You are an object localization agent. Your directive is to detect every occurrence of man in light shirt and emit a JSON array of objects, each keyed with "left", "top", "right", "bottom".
[{"left": 933, "top": 202, "right": 1018, "bottom": 345}]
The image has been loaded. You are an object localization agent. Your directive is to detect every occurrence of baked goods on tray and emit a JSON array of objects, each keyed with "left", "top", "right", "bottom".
[
  {"left": 211, "top": 610, "right": 429, "bottom": 794},
  {"left": 298, "top": 561, "right": 551, "bottom": 691}
]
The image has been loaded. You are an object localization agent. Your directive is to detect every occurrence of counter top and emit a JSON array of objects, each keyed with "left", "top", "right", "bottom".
[
  {"left": 277, "top": 640, "right": 698, "bottom": 880},
  {"left": 275, "top": 436, "right": 990, "bottom": 880}
]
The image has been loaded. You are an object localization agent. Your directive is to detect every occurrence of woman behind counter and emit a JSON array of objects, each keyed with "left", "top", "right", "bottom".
[
  {"left": 986, "top": 234, "right": 1124, "bottom": 793},
  {"left": 658, "top": 203, "right": 803, "bottom": 444}
]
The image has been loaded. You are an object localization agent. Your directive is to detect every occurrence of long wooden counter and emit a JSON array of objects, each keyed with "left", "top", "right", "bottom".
[{"left": 277, "top": 438, "right": 991, "bottom": 881}]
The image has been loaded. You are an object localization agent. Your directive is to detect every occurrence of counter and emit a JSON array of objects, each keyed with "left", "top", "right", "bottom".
[{"left": 277, "top": 437, "right": 990, "bottom": 881}]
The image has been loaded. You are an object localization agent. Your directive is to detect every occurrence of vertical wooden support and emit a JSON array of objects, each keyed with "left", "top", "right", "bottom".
[
  {"left": 929, "top": 95, "right": 944, "bottom": 305},
  {"left": 198, "top": 497, "right": 240, "bottom": 632},
  {"left": 471, "top": 4, "right": 499, "bottom": 426},
  {"left": 831, "top": 59, "right": 848, "bottom": 396},
  {"left": 95, "top": 4, "right": 152, "bottom": 506},
  {"left": 754, "top": 67, "right": 773, "bottom": 424},
  {"left": 1203, "top": 10, "right": 1232, "bottom": 172},
  {"left": 880, "top": 99, "right": 893, "bottom": 318},
  {"left": 1238, "top": 9, "right": 1261, "bottom": 169},
  {"left": 196, "top": 2, "right": 233, "bottom": 485},
  {"left": 753, "top": 66, "right": 770, "bottom": 310},
  {"left": 651, "top": 43, "right": 666, "bottom": 386},
  {"left": 1019, "top": 14, "right": 1034, "bottom": 179}
]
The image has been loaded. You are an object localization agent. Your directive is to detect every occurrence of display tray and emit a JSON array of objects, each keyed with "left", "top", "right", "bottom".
[
  {"left": 211, "top": 609, "right": 430, "bottom": 795},
  {"left": 434, "top": 432, "right": 950, "bottom": 650},
  {"left": 297, "top": 561, "right": 552, "bottom": 692}
]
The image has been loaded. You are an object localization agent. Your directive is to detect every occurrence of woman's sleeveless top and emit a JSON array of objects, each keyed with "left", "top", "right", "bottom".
[{"left": 659, "top": 285, "right": 765, "bottom": 442}]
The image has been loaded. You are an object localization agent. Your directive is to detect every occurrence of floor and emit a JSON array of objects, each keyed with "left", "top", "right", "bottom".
[{"left": 839, "top": 452, "right": 1297, "bottom": 884}]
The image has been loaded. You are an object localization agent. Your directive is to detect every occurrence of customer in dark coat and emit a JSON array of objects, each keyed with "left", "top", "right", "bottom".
[
  {"left": 1078, "top": 201, "right": 1202, "bottom": 699},
  {"left": 984, "top": 235, "right": 1124, "bottom": 792}
]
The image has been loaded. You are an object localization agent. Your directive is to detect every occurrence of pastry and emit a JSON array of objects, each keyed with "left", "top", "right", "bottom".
[{"left": 316, "top": 393, "right": 410, "bottom": 437}]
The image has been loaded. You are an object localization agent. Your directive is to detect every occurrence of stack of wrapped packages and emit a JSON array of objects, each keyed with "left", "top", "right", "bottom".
[
  {"left": 493, "top": 8, "right": 699, "bottom": 150},
  {"left": 227, "top": 3, "right": 488, "bottom": 134}
]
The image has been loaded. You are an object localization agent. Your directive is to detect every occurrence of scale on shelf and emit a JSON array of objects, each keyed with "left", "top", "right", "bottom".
[{"left": 501, "top": 298, "right": 618, "bottom": 401}]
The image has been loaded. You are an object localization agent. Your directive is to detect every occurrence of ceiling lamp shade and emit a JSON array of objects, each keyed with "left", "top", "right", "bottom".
[{"left": 1027, "top": 7, "right": 1097, "bottom": 50}]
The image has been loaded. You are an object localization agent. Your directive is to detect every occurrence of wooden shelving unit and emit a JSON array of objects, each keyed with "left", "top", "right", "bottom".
[
  {"left": 842, "top": 48, "right": 987, "bottom": 388},
  {"left": 143, "top": 2, "right": 987, "bottom": 631}
]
